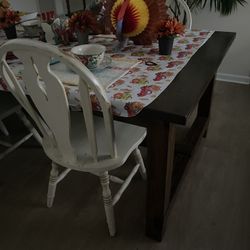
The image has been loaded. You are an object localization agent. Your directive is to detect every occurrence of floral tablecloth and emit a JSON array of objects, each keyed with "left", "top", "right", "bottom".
[{"left": 0, "top": 29, "right": 214, "bottom": 117}]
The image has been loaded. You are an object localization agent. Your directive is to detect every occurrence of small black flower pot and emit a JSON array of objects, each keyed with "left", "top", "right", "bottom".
[
  {"left": 4, "top": 25, "right": 17, "bottom": 39},
  {"left": 158, "top": 36, "right": 174, "bottom": 55}
]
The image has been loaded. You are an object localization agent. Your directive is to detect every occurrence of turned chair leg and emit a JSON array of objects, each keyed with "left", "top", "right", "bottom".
[
  {"left": 16, "top": 109, "right": 42, "bottom": 144},
  {"left": 133, "top": 148, "right": 147, "bottom": 180},
  {"left": 99, "top": 171, "right": 116, "bottom": 237},
  {"left": 47, "top": 162, "right": 59, "bottom": 208},
  {"left": 0, "top": 120, "right": 9, "bottom": 136}
]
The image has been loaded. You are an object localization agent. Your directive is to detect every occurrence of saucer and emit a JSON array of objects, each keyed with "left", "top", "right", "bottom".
[{"left": 90, "top": 55, "right": 112, "bottom": 72}]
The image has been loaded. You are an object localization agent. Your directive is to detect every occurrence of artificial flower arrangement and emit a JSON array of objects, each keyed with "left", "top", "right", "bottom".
[
  {"left": 155, "top": 17, "right": 185, "bottom": 55},
  {"left": 52, "top": 17, "right": 75, "bottom": 45},
  {"left": 156, "top": 17, "right": 185, "bottom": 38},
  {"left": 68, "top": 10, "right": 100, "bottom": 34},
  {"left": 0, "top": 0, "right": 20, "bottom": 29}
]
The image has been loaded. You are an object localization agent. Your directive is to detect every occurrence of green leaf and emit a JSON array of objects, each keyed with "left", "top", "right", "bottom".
[{"left": 187, "top": 0, "right": 247, "bottom": 15}]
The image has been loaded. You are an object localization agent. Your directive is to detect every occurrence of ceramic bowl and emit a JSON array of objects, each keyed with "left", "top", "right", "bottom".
[{"left": 71, "top": 44, "right": 106, "bottom": 69}]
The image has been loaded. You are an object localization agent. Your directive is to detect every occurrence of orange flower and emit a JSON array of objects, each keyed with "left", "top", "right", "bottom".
[
  {"left": 0, "top": 0, "right": 20, "bottom": 29},
  {"left": 68, "top": 10, "right": 100, "bottom": 34},
  {"left": 156, "top": 18, "right": 185, "bottom": 38}
]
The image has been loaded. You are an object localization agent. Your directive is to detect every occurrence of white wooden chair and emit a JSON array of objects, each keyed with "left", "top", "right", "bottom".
[
  {"left": 0, "top": 91, "right": 41, "bottom": 160},
  {"left": 167, "top": 0, "right": 192, "bottom": 29},
  {"left": 0, "top": 39, "right": 147, "bottom": 236}
]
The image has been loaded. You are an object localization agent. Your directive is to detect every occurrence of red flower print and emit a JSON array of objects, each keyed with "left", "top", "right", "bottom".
[
  {"left": 167, "top": 61, "right": 184, "bottom": 68},
  {"left": 124, "top": 102, "right": 144, "bottom": 116},
  {"left": 185, "top": 44, "right": 199, "bottom": 50},
  {"left": 193, "top": 37, "right": 205, "bottom": 42},
  {"left": 177, "top": 51, "right": 192, "bottom": 58},
  {"left": 108, "top": 79, "right": 125, "bottom": 88},
  {"left": 159, "top": 55, "right": 172, "bottom": 60},
  {"left": 90, "top": 95, "right": 101, "bottom": 111},
  {"left": 153, "top": 71, "right": 174, "bottom": 81},
  {"left": 128, "top": 67, "right": 140, "bottom": 74},
  {"left": 199, "top": 31, "right": 210, "bottom": 36},
  {"left": 147, "top": 48, "right": 158, "bottom": 55},
  {"left": 137, "top": 85, "right": 160, "bottom": 97}
]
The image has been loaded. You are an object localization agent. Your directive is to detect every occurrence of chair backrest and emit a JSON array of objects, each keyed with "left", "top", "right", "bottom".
[
  {"left": 0, "top": 39, "right": 116, "bottom": 164},
  {"left": 167, "top": 0, "right": 192, "bottom": 30}
]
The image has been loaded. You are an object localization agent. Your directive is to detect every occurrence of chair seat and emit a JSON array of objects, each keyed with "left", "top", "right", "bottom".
[{"left": 43, "top": 112, "right": 147, "bottom": 173}]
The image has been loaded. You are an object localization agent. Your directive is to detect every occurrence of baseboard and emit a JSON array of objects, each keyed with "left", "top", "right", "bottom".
[{"left": 216, "top": 73, "right": 250, "bottom": 85}]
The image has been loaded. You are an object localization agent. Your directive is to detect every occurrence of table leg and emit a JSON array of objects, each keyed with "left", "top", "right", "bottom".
[
  {"left": 198, "top": 75, "right": 215, "bottom": 137},
  {"left": 146, "top": 121, "right": 176, "bottom": 241}
]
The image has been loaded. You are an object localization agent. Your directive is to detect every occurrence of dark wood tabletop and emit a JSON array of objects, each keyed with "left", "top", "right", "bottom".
[
  {"left": 122, "top": 31, "right": 236, "bottom": 125},
  {"left": 0, "top": 30, "right": 236, "bottom": 241},
  {"left": 117, "top": 31, "right": 236, "bottom": 241}
]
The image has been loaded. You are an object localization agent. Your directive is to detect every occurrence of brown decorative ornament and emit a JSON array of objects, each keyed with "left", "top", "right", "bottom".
[{"left": 105, "top": 0, "right": 168, "bottom": 45}]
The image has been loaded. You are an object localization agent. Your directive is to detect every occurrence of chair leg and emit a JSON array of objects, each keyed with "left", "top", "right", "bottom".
[
  {"left": 133, "top": 148, "right": 147, "bottom": 180},
  {"left": 99, "top": 172, "right": 116, "bottom": 237},
  {"left": 0, "top": 120, "right": 9, "bottom": 136},
  {"left": 16, "top": 109, "right": 42, "bottom": 145},
  {"left": 47, "top": 162, "right": 59, "bottom": 208}
]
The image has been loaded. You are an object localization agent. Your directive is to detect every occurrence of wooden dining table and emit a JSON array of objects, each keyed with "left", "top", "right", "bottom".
[
  {"left": 0, "top": 30, "right": 235, "bottom": 241},
  {"left": 114, "top": 31, "right": 236, "bottom": 241}
]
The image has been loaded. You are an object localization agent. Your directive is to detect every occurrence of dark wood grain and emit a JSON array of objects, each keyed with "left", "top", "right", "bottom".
[
  {"left": 0, "top": 32, "right": 238, "bottom": 244},
  {"left": 198, "top": 76, "right": 215, "bottom": 118},
  {"left": 145, "top": 121, "right": 175, "bottom": 241},
  {"left": 115, "top": 32, "right": 236, "bottom": 241},
  {"left": 132, "top": 32, "right": 236, "bottom": 125},
  {"left": 198, "top": 76, "right": 215, "bottom": 137}
]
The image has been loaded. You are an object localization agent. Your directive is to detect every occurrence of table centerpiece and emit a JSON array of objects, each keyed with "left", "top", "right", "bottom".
[
  {"left": 68, "top": 10, "right": 100, "bottom": 44},
  {"left": 156, "top": 17, "right": 185, "bottom": 55},
  {"left": 0, "top": 0, "right": 20, "bottom": 39}
]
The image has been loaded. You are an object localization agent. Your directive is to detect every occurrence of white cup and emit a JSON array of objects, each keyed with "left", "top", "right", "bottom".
[{"left": 71, "top": 44, "right": 106, "bottom": 69}]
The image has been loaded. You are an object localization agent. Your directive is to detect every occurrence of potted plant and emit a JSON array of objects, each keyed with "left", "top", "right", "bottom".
[
  {"left": 68, "top": 10, "right": 100, "bottom": 44},
  {"left": 156, "top": 17, "right": 185, "bottom": 55},
  {"left": 0, "top": 0, "right": 20, "bottom": 39}
]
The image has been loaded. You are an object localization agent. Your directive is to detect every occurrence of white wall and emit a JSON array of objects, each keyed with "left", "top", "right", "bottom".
[
  {"left": 39, "top": 1, "right": 55, "bottom": 13},
  {"left": 192, "top": 3, "right": 250, "bottom": 84},
  {"left": 9, "top": 0, "right": 65, "bottom": 16},
  {"left": 9, "top": 0, "right": 96, "bottom": 16},
  {"left": 9, "top": 0, "right": 39, "bottom": 12}
]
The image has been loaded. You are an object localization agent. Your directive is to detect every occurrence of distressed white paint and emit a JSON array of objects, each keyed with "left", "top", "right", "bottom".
[{"left": 0, "top": 39, "right": 147, "bottom": 236}]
